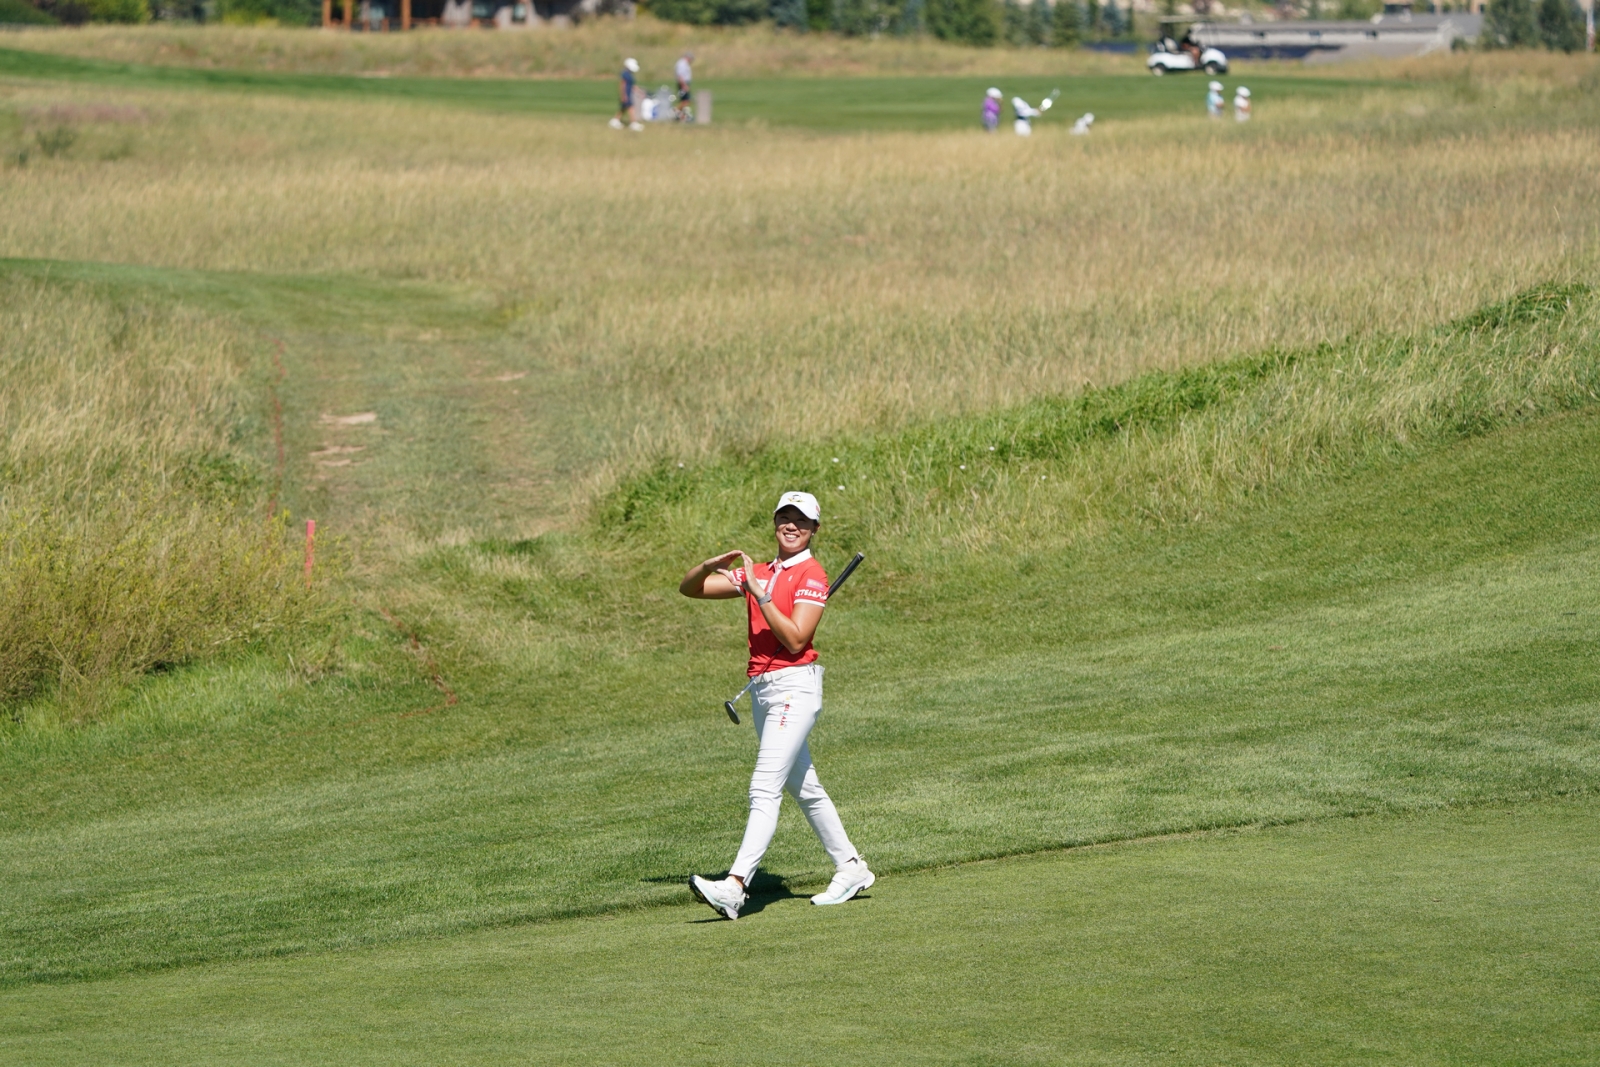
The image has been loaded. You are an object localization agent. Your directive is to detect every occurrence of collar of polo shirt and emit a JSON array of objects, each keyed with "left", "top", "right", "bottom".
[{"left": 772, "top": 548, "right": 812, "bottom": 569}]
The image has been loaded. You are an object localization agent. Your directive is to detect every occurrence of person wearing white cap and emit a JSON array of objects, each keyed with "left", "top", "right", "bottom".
[
  {"left": 679, "top": 490, "right": 872, "bottom": 919},
  {"left": 982, "top": 86, "right": 1002, "bottom": 132},
  {"left": 1233, "top": 85, "right": 1251, "bottom": 122},
  {"left": 1207, "top": 80, "right": 1224, "bottom": 120},
  {"left": 673, "top": 51, "right": 695, "bottom": 122},
  {"left": 612, "top": 57, "right": 643, "bottom": 132}
]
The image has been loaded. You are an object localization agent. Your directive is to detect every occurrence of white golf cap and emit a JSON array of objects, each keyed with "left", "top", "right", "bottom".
[
  {"left": 1209, "top": 80, "right": 1223, "bottom": 90},
  {"left": 1238, "top": 86, "right": 1251, "bottom": 96},
  {"left": 987, "top": 87, "right": 1002, "bottom": 99},
  {"left": 774, "top": 491, "right": 821, "bottom": 523},
  {"left": 625, "top": 57, "right": 640, "bottom": 72}
]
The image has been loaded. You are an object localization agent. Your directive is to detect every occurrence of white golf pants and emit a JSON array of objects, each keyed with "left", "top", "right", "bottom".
[{"left": 728, "top": 663, "right": 859, "bottom": 884}]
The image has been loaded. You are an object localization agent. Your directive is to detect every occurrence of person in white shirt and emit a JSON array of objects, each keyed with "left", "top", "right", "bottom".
[{"left": 674, "top": 52, "right": 694, "bottom": 121}]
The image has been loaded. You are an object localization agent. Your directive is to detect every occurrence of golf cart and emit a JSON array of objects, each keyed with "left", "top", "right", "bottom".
[{"left": 1148, "top": 18, "right": 1229, "bottom": 75}]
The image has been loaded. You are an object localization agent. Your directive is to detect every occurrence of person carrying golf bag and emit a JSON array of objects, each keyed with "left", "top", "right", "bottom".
[{"left": 679, "top": 491, "right": 873, "bottom": 920}]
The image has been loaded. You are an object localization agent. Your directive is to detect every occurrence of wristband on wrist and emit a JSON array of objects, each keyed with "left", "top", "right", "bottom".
[{"left": 756, "top": 592, "right": 772, "bottom": 606}]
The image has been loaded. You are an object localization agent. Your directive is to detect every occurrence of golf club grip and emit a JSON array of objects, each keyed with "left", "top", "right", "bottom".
[{"left": 827, "top": 552, "right": 865, "bottom": 599}]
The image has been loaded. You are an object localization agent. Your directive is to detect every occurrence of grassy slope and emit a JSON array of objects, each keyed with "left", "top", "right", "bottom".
[
  {"left": 3, "top": 798, "right": 1596, "bottom": 1065},
  {"left": 0, "top": 45, "right": 1378, "bottom": 129},
  {"left": 3, "top": 392, "right": 1596, "bottom": 985}
]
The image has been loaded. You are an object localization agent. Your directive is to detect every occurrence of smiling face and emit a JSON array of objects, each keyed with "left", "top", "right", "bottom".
[{"left": 773, "top": 506, "right": 819, "bottom": 558}]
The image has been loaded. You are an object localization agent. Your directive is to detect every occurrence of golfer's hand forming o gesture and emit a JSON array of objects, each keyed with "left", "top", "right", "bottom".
[{"left": 728, "top": 552, "right": 765, "bottom": 601}]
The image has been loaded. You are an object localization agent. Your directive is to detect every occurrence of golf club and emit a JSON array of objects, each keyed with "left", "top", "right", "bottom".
[{"left": 723, "top": 552, "right": 866, "bottom": 724}]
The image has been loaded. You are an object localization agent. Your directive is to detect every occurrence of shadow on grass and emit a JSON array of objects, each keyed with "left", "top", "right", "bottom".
[{"left": 648, "top": 870, "right": 818, "bottom": 921}]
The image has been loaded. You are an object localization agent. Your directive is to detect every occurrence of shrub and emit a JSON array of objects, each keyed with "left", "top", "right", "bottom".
[
  {"left": 216, "top": 0, "right": 317, "bottom": 23},
  {"left": 85, "top": 0, "right": 149, "bottom": 21},
  {"left": 770, "top": 0, "right": 806, "bottom": 26},
  {"left": 1482, "top": 0, "right": 1540, "bottom": 47},
  {"left": 1336, "top": 0, "right": 1379, "bottom": 17},
  {"left": 925, "top": 0, "right": 997, "bottom": 44},
  {"left": 648, "top": 0, "right": 763, "bottom": 23},
  {"left": 832, "top": 0, "right": 900, "bottom": 34},
  {"left": 28, "top": 0, "right": 89, "bottom": 22},
  {"left": 0, "top": 0, "right": 57, "bottom": 24},
  {"left": 0, "top": 495, "right": 314, "bottom": 709}
]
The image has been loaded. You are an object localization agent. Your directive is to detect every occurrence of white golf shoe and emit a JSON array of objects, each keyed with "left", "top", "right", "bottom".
[
  {"left": 689, "top": 875, "right": 746, "bottom": 920},
  {"left": 629, "top": 121, "right": 645, "bottom": 132},
  {"left": 608, "top": 117, "right": 624, "bottom": 130},
  {"left": 810, "top": 858, "right": 875, "bottom": 906}
]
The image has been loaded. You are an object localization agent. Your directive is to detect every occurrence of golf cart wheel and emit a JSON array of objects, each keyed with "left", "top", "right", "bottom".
[
  {"left": 1150, "top": 64, "right": 1166, "bottom": 76},
  {"left": 1203, "top": 61, "right": 1222, "bottom": 74}
]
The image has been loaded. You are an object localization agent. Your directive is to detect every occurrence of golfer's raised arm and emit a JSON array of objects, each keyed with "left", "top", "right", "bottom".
[{"left": 680, "top": 551, "right": 744, "bottom": 599}]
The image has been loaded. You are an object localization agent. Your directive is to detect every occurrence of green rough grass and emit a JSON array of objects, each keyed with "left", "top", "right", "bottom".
[
  {"left": 600, "top": 282, "right": 1600, "bottom": 558},
  {"left": 3, "top": 798, "right": 1596, "bottom": 1065}
]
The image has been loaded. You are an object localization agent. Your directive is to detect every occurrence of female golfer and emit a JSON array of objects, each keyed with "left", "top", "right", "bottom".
[{"left": 680, "top": 491, "right": 873, "bottom": 920}]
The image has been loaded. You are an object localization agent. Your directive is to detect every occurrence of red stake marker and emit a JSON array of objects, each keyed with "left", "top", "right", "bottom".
[{"left": 304, "top": 519, "right": 317, "bottom": 588}]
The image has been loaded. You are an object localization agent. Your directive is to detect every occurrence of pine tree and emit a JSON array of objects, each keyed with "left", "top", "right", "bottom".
[
  {"left": 1101, "top": 0, "right": 1121, "bottom": 34},
  {"left": 1051, "top": 0, "right": 1080, "bottom": 44},
  {"left": 1537, "top": 0, "right": 1583, "bottom": 50},
  {"left": 1003, "top": 0, "right": 1027, "bottom": 44},
  {"left": 831, "top": 0, "right": 875, "bottom": 34},
  {"left": 1024, "top": 0, "right": 1052, "bottom": 44}
]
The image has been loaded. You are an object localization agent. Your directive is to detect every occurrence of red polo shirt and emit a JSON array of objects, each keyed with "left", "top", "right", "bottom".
[{"left": 731, "top": 549, "right": 829, "bottom": 676}]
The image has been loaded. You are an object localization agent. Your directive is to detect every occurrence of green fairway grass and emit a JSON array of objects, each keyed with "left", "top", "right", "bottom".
[
  {"left": 3, "top": 798, "right": 1595, "bottom": 1065},
  {"left": 0, "top": 45, "right": 1380, "bottom": 129}
]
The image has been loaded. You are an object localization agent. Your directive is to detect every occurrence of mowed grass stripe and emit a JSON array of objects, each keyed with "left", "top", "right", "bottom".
[
  {"left": 0, "top": 45, "right": 1375, "bottom": 129},
  {"left": 3, "top": 410, "right": 1597, "bottom": 987},
  {"left": 3, "top": 798, "right": 1596, "bottom": 1066}
]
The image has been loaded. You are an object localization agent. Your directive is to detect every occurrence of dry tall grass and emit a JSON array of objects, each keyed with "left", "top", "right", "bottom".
[
  {"left": 0, "top": 279, "right": 314, "bottom": 710},
  {"left": 0, "top": 276, "right": 247, "bottom": 500},
  {"left": 0, "top": 19, "right": 1135, "bottom": 79},
  {"left": 2, "top": 61, "right": 1597, "bottom": 518}
]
